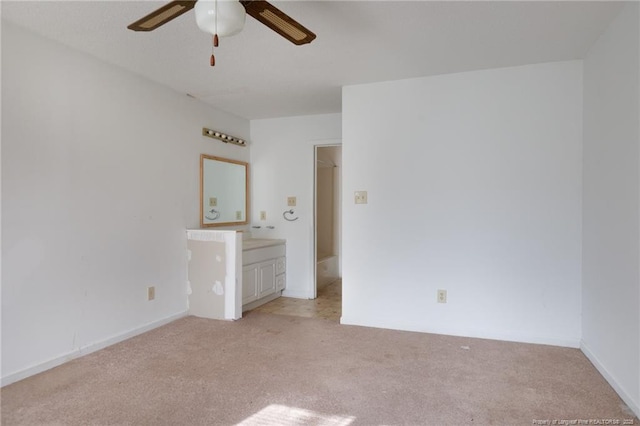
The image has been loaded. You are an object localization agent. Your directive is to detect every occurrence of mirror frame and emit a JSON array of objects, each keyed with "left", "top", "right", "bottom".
[{"left": 200, "top": 154, "right": 249, "bottom": 228}]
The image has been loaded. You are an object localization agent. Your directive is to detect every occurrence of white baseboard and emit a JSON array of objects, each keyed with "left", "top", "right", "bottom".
[
  {"left": 340, "top": 315, "right": 581, "bottom": 348},
  {"left": 580, "top": 341, "right": 640, "bottom": 418},
  {"left": 1, "top": 311, "right": 188, "bottom": 387}
]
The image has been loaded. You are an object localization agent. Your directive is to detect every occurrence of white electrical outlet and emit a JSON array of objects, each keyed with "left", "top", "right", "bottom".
[
  {"left": 260, "top": 211, "right": 267, "bottom": 221},
  {"left": 437, "top": 289, "right": 447, "bottom": 303},
  {"left": 354, "top": 191, "right": 368, "bottom": 204},
  {"left": 209, "top": 197, "right": 217, "bottom": 207},
  {"left": 287, "top": 197, "right": 297, "bottom": 207},
  {"left": 148, "top": 286, "right": 155, "bottom": 301},
  {"left": 236, "top": 211, "right": 242, "bottom": 220}
]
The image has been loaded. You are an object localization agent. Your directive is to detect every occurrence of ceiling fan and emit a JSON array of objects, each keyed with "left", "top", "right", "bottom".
[{"left": 128, "top": 0, "right": 316, "bottom": 66}]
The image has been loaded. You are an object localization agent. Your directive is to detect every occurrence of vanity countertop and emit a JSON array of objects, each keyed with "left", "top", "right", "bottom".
[{"left": 243, "top": 238, "right": 286, "bottom": 251}]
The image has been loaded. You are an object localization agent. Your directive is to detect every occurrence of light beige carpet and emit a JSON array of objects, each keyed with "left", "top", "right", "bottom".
[{"left": 2, "top": 312, "right": 637, "bottom": 425}]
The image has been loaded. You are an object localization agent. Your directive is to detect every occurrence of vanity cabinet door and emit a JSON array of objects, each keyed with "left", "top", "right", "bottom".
[
  {"left": 258, "top": 261, "right": 276, "bottom": 298},
  {"left": 242, "top": 264, "right": 259, "bottom": 305}
]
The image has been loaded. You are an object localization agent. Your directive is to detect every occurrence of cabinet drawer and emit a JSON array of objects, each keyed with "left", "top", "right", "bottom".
[{"left": 275, "top": 257, "right": 286, "bottom": 275}]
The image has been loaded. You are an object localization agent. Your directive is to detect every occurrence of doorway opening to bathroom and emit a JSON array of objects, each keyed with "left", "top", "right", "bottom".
[{"left": 314, "top": 144, "right": 342, "bottom": 318}]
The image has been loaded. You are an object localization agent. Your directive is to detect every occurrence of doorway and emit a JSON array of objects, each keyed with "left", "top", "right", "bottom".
[
  {"left": 314, "top": 145, "right": 342, "bottom": 305},
  {"left": 248, "top": 144, "right": 343, "bottom": 322}
]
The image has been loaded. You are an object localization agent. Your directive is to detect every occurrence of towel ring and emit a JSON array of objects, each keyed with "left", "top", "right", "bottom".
[
  {"left": 205, "top": 208, "right": 221, "bottom": 221},
  {"left": 283, "top": 209, "right": 299, "bottom": 221}
]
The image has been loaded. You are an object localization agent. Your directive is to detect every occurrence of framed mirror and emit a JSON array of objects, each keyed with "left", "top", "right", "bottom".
[{"left": 200, "top": 154, "right": 249, "bottom": 227}]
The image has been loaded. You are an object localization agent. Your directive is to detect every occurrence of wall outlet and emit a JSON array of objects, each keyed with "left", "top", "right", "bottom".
[
  {"left": 209, "top": 197, "right": 217, "bottom": 207},
  {"left": 147, "top": 286, "right": 155, "bottom": 301},
  {"left": 236, "top": 211, "right": 242, "bottom": 220},
  {"left": 354, "top": 191, "right": 368, "bottom": 204},
  {"left": 287, "top": 196, "right": 297, "bottom": 207},
  {"left": 437, "top": 289, "right": 447, "bottom": 303},
  {"left": 260, "top": 211, "right": 267, "bottom": 221}
]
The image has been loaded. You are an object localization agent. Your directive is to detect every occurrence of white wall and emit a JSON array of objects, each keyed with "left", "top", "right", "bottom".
[
  {"left": 333, "top": 150, "right": 342, "bottom": 275},
  {"left": 249, "top": 114, "right": 341, "bottom": 298},
  {"left": 342, "top": 61, "right": 583, "bottom": 347},
  {"left": 1, "top": 22, "right": 250, "bottom": 384},
  {"left": 581, "top": 3, "right": 640, "bottom": 416}
]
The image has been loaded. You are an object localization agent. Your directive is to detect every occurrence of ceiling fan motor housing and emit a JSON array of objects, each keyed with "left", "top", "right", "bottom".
[{"left": 195, "top": 0, "right": 247, "bottom": 37}]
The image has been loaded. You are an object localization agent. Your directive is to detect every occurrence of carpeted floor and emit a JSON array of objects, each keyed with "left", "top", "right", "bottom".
[{"left": 1, "top": 312, "right": 637, "bottom": 425}]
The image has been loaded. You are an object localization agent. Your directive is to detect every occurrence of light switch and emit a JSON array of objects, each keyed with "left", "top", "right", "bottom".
[
  {"left": 287, "top": 196, "right": 297, "bottom": 207},
  {"left": 354, "top": 191, "right": 368, "bottom": 204},
  {"left": 209, "top": 197, "right": 217, "bottom": 207}
]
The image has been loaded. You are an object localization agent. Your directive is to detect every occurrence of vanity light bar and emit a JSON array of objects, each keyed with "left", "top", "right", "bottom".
[{"left": 202, "top": 127, "right": 247, "bottom": 147}]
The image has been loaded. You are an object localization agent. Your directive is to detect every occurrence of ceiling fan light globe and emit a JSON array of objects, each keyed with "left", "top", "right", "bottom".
[{"left": 195, "top": 0, "right": 246, "bottom": 37}]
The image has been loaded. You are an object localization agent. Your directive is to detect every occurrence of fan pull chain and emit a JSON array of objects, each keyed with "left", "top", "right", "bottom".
[
  {"left": 210, "top": 35, "right": 218, "bottom": 66},
  {"left": 209, "top": 0, "right": 218, "bottom": 66}
]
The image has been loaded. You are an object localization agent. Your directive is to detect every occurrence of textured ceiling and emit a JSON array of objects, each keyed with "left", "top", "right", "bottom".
[{"left": 1, "top": 1, "right": 623, "bottom": 120}]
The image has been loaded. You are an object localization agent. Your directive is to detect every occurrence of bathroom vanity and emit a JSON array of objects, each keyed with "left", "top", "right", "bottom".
[
  {"left": 186, "top": 230, "right": 286, "bottom": 320},
  {"left": 242, "top": 238, "right": 286, "bottom": 311},
  {"left": 190, "top": 155, "right": 286, "bottom": 319},
  {"left": 186, "top": 229, "right": 243, "bottom": 321}
]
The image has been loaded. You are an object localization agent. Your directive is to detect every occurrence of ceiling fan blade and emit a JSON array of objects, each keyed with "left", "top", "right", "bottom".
[
  {"left": 128, "top": 1, "right": 196, "bottom": 32},
  {"left": 240, "top": 0, "right": 316, "bottom": 45}
]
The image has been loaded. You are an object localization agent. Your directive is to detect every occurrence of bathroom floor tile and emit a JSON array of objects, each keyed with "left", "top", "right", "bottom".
[{"left": 251, "top": 279, "right": 342, "bottom": 322}]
